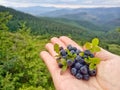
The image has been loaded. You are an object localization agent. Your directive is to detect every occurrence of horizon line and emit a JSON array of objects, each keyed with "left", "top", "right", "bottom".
[{"left": 0, "top": 4, "right": 120, "bottom": 9}]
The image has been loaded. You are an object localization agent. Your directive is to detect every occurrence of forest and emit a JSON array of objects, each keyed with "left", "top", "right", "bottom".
[{"left": 0, "top": 6, "right": 120, "bottom": 90}]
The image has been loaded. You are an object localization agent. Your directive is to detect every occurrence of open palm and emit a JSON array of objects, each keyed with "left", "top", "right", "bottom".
[{"left": 40, "top": 36, "right": 120, "bottom": 90}]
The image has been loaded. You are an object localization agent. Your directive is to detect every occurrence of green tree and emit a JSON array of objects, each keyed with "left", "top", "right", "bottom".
[{"left": 0, "top": 12, "right": 12, "bottom": 30}]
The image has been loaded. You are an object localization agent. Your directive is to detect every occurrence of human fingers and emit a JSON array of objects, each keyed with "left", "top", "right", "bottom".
[
  {"left": 40, "top": 51, "right": 59, "bottom": 76},
  {"left": 59, "top": 36, "right": 83, "bottom": 51},
  {"left": 51, "top": 37, "right": 66, "bottom": 49}
]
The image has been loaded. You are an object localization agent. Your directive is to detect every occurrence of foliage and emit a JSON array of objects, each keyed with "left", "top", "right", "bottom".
[
  {"left": 0, "top": 12, "right": 54, "bottom": 90},
  {"left": 0, "top": 12, "right": 12, "bottom": 30},
  {"left": 84, "top": 38, "right": 101, "bottom": 53}
]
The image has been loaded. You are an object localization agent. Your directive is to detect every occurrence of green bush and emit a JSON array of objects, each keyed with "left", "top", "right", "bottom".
[{"left": 0, "top": 12, "right": 54, "bottom": 90}]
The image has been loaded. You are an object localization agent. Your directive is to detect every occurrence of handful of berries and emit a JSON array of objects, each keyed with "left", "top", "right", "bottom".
[{"left": 54, "top": 38, "right": 101, "bottom": 81}]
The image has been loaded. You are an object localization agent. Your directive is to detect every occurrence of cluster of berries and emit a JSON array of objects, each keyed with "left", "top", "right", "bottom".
[{"left": 56, "top": 45, "right": 97, "bottom": 81}]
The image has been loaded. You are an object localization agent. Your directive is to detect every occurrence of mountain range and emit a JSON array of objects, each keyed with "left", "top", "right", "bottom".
[{"left": 15, "top": 6, "right": 120, "bottom": 31}]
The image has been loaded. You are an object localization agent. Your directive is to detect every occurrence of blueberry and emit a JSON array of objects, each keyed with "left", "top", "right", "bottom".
[
  {"left": 75, "top": 73, "right": 83, "bottom": 79},
  {"left": 80, "top": 65, "right": 88, "bottom": 75},
  {"left": 79, "top": 59, "right": 85, "bottom": 64},
  {"left": 72, "top": 47, "right": 77, "bottom": 51},
  {"left": 82, "top": 55, "right": 88, "bottom": 59},
  {"left": 62, "top": 55, "right": 67, "bottom": 59},
  {"left": 76, "top": 49, "right": 81, "bottom": 55},
  {"left": 67, "top": 45, "right": 73, "bottom": 51},
  {"left": 83, "top": 74, "right": 90, "bottom": 81},
  {"left": 70, "top": 50, "right": 75, "bottom": 54},
  {"left": 60, "top": 49, "right": 67, "bottom": 56},
  {"left": 71, "top": 68, "right": 77, "bottom": 76},
  {"left": 58, "top": 63, "right": 63, "bottom": 68},
  {"left": 59, "top": 47, "right": 63, "bottom": 51},
  {"left": 75, "top": 55, "right": 82, "bottom": 61},
  {"left": 89, "top": 69, "right": 96, "bottom": 76},
  {"left": 89, "top": 54, "right": 94, "bottom": 58},
  {"left": 75, "top": 62, "right": 83, "bottom": 69},
  {"left": 67, "top": 59, "right": 73, "bottom": 66},
  {"left": 84, "top": 50, "right": 91, "bottom": 55}
]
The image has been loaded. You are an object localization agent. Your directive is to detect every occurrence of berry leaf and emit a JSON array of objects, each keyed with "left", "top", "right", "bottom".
[
  {"left": 92, "top": 38, "right": 99, "bottom": 46},
  {"left": 60, "top": 59, "right": 68, "bottom": 73},
  {"left": 84, "top": 58, "right": 91, "bottom": 63},
  {"left": 89, "top": 63, "right": 96, "bottom": 70},
  {"left": 61, "top": 65, "right": 67, "bottom": 72},
  {"left": 91, "top": 58, "right": 100, "bottom": 64},
  {"left": 54, "top": 43, "right": 59, "bottom": 54},
  {"left": 79, "top": 52, "right": 84, "bottom": 56},
  {"left": 90, "top": 46, "right": 100, "bottom": 53},
  {"left": 84, "top": 42, "right": 92, "bottom": 50},
  {"left": 61, "top": 59, "right": 67, "bottom": 65}
]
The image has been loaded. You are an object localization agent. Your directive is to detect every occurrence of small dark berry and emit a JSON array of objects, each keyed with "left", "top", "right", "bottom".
[
  {"left": 59, "top": 47, "right": 63, "bottom": 51},
  {"left": 89, "top": 69, "right": 96, "bottom": 76},
  {"left": 83, "top": 74, "right": 90, "bottom": 80},
  {"left": 70, "top": 50, "right": 75, "bottom": 54},
  {"left": 79, "top": 59, "right": 85, "bottom": 64},
  {"left": 71, "top": 68, "right": 77, "bottom": 76},
  {"left": 76, "top": 49, "right": 81, "bottom": 55},
  {"left": 72, "top": 47, "right": 77, "bottom": 51},
  {"left": 84, "top": 50, "right": 91, "bottom": 55},
  {"left": 80, "top": 65, "right": 88, "bottom": 75},
  {"left": 82, "top": 55, "right": 88, "bottom": 59},
  {"left": 67, "top": 59, "right": 73, "bottom": 66},
  {"left": 67, "top": 45, "right": 73, "bottom": 51},
  {"left": 89, "top": 54, "right": 94, "bottom": 58},
  {"left": 62, "top": 55, "right": 67, "bottom": 59},
  {"left": 60, "top": 49, "right": 67, "bottom": 56},
  {"left": 76, "top": 55, "right": 82, "bottom": 61},
  {"left": 75, "top": 62, "right": 83, "bottom": 69},
  {"left": 58, "top": 63, "right": 63, "bottom": 68},
  {"left": 75, "top": 73, "right": 83, "bottom": 79}
]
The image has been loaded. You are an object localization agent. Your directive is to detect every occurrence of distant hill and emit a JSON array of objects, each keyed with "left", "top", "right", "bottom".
[
  {"left": 1, "top": 5, "right": 120, "bottom": 43},
  {"left": 42, "top": 7, "right": 120, "bottom": 31},
  {"left": 15, "top": 6, "right": 59, "bottom": 16},
  {"left": 0, "top": 5, "right": 95, "bottom": 40}
]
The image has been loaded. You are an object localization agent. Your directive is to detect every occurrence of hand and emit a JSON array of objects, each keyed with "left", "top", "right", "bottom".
[{"left": 40, "top": 36, "right": 120, "bottom": 90}]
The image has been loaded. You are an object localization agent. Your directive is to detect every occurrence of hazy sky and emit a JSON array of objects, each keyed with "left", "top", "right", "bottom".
[{"left": 0, "top": 0, "right": 120, "bottom": 8}]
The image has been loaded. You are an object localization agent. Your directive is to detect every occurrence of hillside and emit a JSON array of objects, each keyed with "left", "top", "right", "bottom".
[
  {"left": 0, "top": 6, "right": 95, "bottom": 40},
  {"left": 15, "top": 6, "right": 59, "bottom": 16},
  {"left": 42, "top": 7, "right": 120, "bottom": 31},
  {"left": 0, "top": 5, "right": 120, "bottom": 52}
]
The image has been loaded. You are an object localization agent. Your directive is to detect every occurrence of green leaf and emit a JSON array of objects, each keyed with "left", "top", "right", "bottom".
[
  {"left": 84, "top": 58, "right": 91, "bottom": 63},
  {"left": 73, "top": 54, "right": 77, "bottom": 58},
  {"left": 54, "top": 43, "right": 59, "bottom": 54},
  {"left": 61, "top": 65, "right": 68, "bottom": 72},
  {"left": 89, "top": 63, "right": 96, "bottom": 70},
  {"left": 92, "top": 38, "right": 99, "bottom": 46},
  {"left": 61, "top": 59, "right": 67, "bottom": 65},
  {"left": 90, "top": 46, "right": 101, "bottom": 53},
  {"left": 79, "top": 52, "right": 84, "bottom": 56},
  {"left": 91, "top": 58, "right": 100, "bottom": 64},
  {"left": 60, "top": 65, "right": 68, "bottom": 74},
  {"left": 88, "top": 57, "right": 100, "bottom": 64},
  {"left": 60, "top": 59, "right": 68, "bottom": 73},
  {"left": 84, "top": 42, "right": 92, "bottom": 49},
  {"left": 66, "top": 49, "right": 72, "bottom": 56},
  {"left": 94, "top": 46, "right": 101, "bottom": 52}
]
